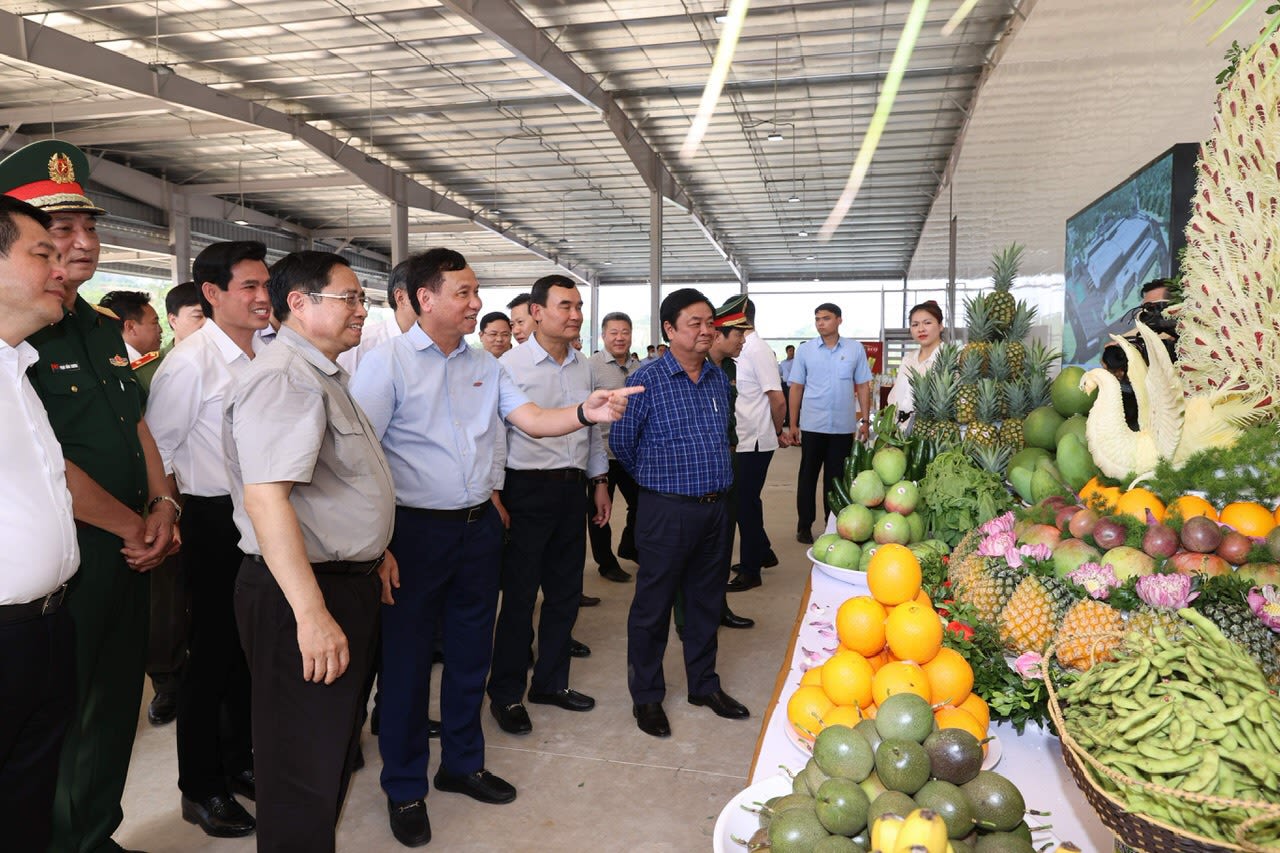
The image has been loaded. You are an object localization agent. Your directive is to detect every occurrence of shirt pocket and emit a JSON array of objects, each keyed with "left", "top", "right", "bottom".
[
  {"left": 836, "top": 359, "right": 856, "bottom": 381},
  {"left": 328, "top": 407, "right": 374, "bottom": 480}
]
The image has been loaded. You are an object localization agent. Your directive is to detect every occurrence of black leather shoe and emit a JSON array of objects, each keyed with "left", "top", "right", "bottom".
[
  {"left": 569, "top": 639, "right": 591, "bottom": 658},
  {"left": 181, "top": 794, "right": 255, "bottom": 838},
  {"left": 490, "top": 702, "right": 532, "bottom": 735},
  {"left": 633, "top": 702, "right": 671, "bottom": 737},
  {"left": 598, "top": 563, "right": 632, "bottom": 583},
  {"left": 369, "top": 701, "right": 380, "bottom": 735},
  {"left": 387, "top": 797, "right": 431, "bottom": 847},
  {"left": 579, "top": 593, "right": 601, "bottom": 607},
  {"left": 427, "top": 718, "right": 442, "bottom": 738},
  {"left": 617, "top": 543, "right": 639, "bottom": 562},
  {"left": 726, "top": 574, "right": 762, "bottom": 592},
  {"left": 528, "top": 687, "right": 595, "bottom": 711},
  {"left": 688, "top": 689, "right": 750, "bottom": 720},
  {"left": 796, "top": 528, "right": 814, "bottom": 545},
  {"left": 762, "top": 550, "right": 779, "bottom": 569},
  {"left": 147, "top": 690, "right": 178, "bottom": 726},
  {"left": 433, "top": 767, "right": 516, "bottom": 804},
  {"left": 721, "top": 609, "right": 755, "bottom": 629},
  {"left": 227, "top": 769, "right": 255, "bottom": 801}
]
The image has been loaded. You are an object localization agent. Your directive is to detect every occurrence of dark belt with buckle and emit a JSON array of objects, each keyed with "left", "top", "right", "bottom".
[
  {"left": 504, "top": 468, "right": 586, "bottom": 483},
  {"left": 0, "top": 583, "right": 69, "bottom": 624},
  {"left": 397, "top": 502, "right": 491, "bottom": 523},
  {"left": 643, "top": 488, "right": 727, "bottom": 505},
  {"left": 247, "top": 554, "right": 383, "bottom": 576}
]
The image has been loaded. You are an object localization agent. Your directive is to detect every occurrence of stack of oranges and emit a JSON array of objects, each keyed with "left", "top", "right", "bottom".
[
  {"left": 787, "top": 543, "right": 990, "bottom": 746},
  {"left": 1080, "top": 478, "right": 1280, "bottom": 538}
]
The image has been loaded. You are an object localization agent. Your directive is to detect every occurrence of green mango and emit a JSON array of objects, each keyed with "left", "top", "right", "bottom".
[{"left": 1056, "top": 432, "right": 1099, "bottom": 492}]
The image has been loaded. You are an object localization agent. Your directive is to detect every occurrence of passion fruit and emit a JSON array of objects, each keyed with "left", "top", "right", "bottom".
[
  {"left": 814, "top": 777, "right": 870, "bottom": 837},
  {"left": 874, "top": 739, "right": 931, "bottom": 795},
  {"left": 874, "top": 693, "right": 935, "bottom": 744},
  {"left": 767, "top": 807, "right": 829, "bottom": 853},
  {"left": 961, "top": 771, "right": 1025, "bottom": 833},
  {"left": 923, "top": 727, "right": 984, "bottom": 785},
  {"left": 914, "top": 779, "right": 976, "bottom": 839},
  {"left": 813, "top": 724, "right": 875, "bottom": 782}
]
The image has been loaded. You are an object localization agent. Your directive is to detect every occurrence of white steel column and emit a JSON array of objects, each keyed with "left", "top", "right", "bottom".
[{"left": 649, "top": 190, "right": 663, "bottom": 348}]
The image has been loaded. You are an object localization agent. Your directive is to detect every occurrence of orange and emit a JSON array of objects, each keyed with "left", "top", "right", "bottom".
[
  {"left": 871, "top": 660, "right": 932, "bottom": 706},
  {"left": 820, "top": 650, "right": 875, "bottom": 709},
  {"left": 787, "top": 685, "right": 833, "bottom": 741},
  {"left": 1079, "top": 477, "right": 1119, "bottom": 510},
  {"left": 1275, "top": 502, "right": 1280, "bottom": 525},
  {"left": 1114, "top": 488, "right": 1166, "bottom": 523},
  {"left": 800, "top": 667, "right": 823, "bottom": 687},
  {"left": 922, "top": 647, "right": 974, "bottom": 706},
  {"left": 866, "top": 544, "right": 922, "bottom": 607},
  {"left": 867, "top": 649, "right": 894, "bottom": 673},
  {"left": 823, "top": 704, "right": 865, "bottom": 729},
  {"left": 935, "top": 705, "right": 987, "bottom": 751},
  {"left": 1167, "top": 494, "right": 1219, "bottom": 523},
  {"left": 836, "top": 596, "right": 888, "bottom": 657},
  {"left": 884, "top": 602, "right": 944, "bottom": 664},
  {"left": 958, "top": 692, "right": 990, "bottom": 732},
  {"left": 860, "top": 702, "right": 878, "bottom": 720},
  {"left": 1220, "top": 501, "right": 1276, "bottom": 537}
]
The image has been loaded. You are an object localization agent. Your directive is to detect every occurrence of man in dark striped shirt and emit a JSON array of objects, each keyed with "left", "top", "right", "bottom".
[{"left": 611, "top": 289, "right": 750, "bottom": 738}]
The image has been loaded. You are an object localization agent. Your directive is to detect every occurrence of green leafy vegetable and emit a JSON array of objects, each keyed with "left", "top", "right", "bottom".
[{"left": 921, "top": 449, "right": 1015, "bottom": 547}]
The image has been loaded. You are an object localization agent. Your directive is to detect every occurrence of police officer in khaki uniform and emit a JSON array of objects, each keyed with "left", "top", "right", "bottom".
[{"left": 0, "top": 140, "right": 179, "bottom": 853}]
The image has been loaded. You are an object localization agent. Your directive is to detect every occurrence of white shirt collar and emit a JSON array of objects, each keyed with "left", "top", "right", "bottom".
[
  {"left": 0, "top": 339, "right": 38, "bottom": 380},
  {"left": 204, "top": 320, "right": 262, "bottom": 364}
]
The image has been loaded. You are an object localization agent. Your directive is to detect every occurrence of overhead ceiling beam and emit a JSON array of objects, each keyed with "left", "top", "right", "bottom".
[
  {"left": 312, "top": 221, "right": 483, "bottom": 239},
  {"left": 0, "top": 96, "right": 179, "bottom": 126},
  {"left": 0, "top": 8, "right": 596, "bottom": 286},
  {"left": 177, "top": 174, "right": 365, "bottom": 195},
  {"left": 55, "top": 118, "right": 259, "bottom": 146},
  {"left": 439, "top": 0, "right": 743, "bottom": 284}
]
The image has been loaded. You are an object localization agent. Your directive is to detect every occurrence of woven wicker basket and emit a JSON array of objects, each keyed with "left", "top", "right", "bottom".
[{"left": 1043, "top": 637, "right": 1280, "bottom": 853}]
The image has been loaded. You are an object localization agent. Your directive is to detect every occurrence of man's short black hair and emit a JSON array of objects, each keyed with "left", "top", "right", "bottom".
[
  {"left": 164, "top": 281, "right": 200, "bottom": 318},
  {"left": 192, "top": 240, "right": 268, "bottom": 319},
  {"left": 479, "top": 311, "right": 510, "bottom": 333},
  {"left": 744, "top": 299, "right": 757, "bottom": 325},
  {"left": 99, "top": 290, "right": 152, "bottom": 325},
  {"left": 268, "top": 251, "right": 352, "bottom": 322},
  {"left": 507, "top": 292, "right": 532, "bottom": 311},
  {"left": 815, "top": 302, "right": 842, "bottom": 318},
  {"left": 646, "top": 344, "right": 655, "bottom": 353},
  {"left": 0, "top": 195, "right": 52, "bottom": 256},
  {"left": 659, "top": 288, "right": 714, "bottom": 343},
  {"left": 785, "top": 344, "right": 795, "bottom": 352},
  {"left": 530, "top": 274, "right": 577, "bottom": 307},
  {"left": 387, "top": 259, "right": 413, "bottom": 306},
  {"left": 1141, "top": 278, "right": 1174, "bottom": 295},
  {"left": 601, "top": 311, "right": 632, "bottom": 330},
  {"left": 403, "top": 248, "right": 468, "bottom": 314}
]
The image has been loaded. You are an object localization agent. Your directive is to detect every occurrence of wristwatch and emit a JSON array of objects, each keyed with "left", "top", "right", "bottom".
[
  {"left": 148, "top": 494, "right": 182, "bottom": 522},
  {"left": 576, "top": 402, "right": 595, "bottom": 426},
  {"left": 590, "top": 475, "right": 609, "bottom": 487}
]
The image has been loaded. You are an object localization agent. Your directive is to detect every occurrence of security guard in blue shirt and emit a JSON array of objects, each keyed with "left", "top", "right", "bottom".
[{"left": 2, "top": 139, "right": 178, "bottom": 853}]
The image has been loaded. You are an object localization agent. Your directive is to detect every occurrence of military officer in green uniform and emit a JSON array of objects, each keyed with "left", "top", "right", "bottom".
[{"left": 1, "top": 140, "right": 179, "bottom": 853}]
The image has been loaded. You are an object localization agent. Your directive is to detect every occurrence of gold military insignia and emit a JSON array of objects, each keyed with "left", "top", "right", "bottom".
[
  {"left": 48, "top": 152, "right": 75, "bottom": 184},
  {"left": 109, "top": 355, "right": 129, "bottom": 367}
]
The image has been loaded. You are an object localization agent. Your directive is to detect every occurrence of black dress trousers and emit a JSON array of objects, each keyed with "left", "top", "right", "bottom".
[{"left": 796, "top": 431, "right": 854, "bottom": 529}]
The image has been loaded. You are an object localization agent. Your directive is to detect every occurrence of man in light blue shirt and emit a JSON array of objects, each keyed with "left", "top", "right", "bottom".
[
  {"left": 487, "top": 275, "right": 608, "bottom": 738},
  {"left": 349, "top": 248, "right": 638, "bottom": 849},
  {"left": 786, "top": 303, "right": 872, "bottom": 544}
]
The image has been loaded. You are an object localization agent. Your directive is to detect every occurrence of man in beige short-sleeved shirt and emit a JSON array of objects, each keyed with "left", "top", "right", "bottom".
[{"left": 224, "top": 250, "right": 396, "bottom": 853}]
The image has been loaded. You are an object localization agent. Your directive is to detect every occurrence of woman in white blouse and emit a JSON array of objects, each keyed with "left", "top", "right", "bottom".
[{"left": 886, "top": 300, "right": 944, "bottom": 419}]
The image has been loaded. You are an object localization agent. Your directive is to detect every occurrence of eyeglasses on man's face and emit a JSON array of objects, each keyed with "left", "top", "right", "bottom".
[
  {"left": 482, "top": 330, "right": 512, "bottom": 341},
  {"left": 307, "top": 291, "right": 370, "bottom": 310}
]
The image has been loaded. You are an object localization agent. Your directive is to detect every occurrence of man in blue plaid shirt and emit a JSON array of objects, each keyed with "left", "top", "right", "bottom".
[{"left": 611, "top": 288, "right": 750, "bottom": 738}]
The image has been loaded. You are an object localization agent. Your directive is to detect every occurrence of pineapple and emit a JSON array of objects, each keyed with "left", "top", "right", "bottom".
[
  {"left": 987, "top": 342, "right": 1011, "bottom": 418},
  {"left": 965, "top": 379, "right": 1003, "bottom": 448},
  {"left": 998, "top": 381, "right": 1030, "bottom": 449},
  {"left": 1004, "top": 302, "right": 1037, "bottom": 379},
  {"left": 1125, "top": 606, "right": 1184, "bottom": 646},
  {"left": 962, "top": 560, "right": 1025, "bottom": 625},
  {"left": 908, "top": 366, "right": 936, "bottom": 440},
  {"left": 966, "top": 443, "right": 1011, "bottom": 478},
  {"left": 1000, "top": 575, "right": 1082, "bottom": 654},
  {"left": 960, "top": 295, "right": 995, "bottom": 375},
  {"left": 1199, "top": 597, "right": 1280, "bottom": 684},
  {"left": 928, "top": 370, "right": 962, "bottom": 447},
  {"left": 986, "top": 243, "right": 1023, "bottom": 334},
  {"left": 1026, "top": 370, "right": 1052, "bottom": 411},
  {"left": 948, "top": 526, "right": 985, "bottom": 582},
  {"left": 1054, "top": 599, "right": 1124, "bottom": 671},
  {"left": 954, "top": 357, "right": 982, "bottom": 425}
]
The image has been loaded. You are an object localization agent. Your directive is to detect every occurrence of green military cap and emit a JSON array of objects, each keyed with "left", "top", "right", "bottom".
[
  {"left": 0, "top": 139, "right": 106, "bottom": 215},
  {"left": 713, "top": 293, "right": 752, "bottom": 329}
]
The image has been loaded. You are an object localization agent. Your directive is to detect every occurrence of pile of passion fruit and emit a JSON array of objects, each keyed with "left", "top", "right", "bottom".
[{"left": 742, "top": 693, "right": 1038, "bottom": 853}]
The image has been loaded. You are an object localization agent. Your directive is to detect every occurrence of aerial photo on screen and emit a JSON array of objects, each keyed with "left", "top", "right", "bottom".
[{"left": 1062, "top": 152, "right": 1174, "bottom": 366}]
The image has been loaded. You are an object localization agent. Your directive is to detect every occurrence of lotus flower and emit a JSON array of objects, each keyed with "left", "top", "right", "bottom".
[
  {"left": 1014, "top": 651, "right": 1044, "bottom": 680},
  {"left": 980, "top": 512, "right": 1015, "bottom": 537},
  {"left": 978, "top": 531, "right": 1016, "bottom": 557},
  {"left": 1068, "top": 562, "right": 1120, "bottom": 600},
  {"left": 1136, "top": 573, "right": 1199, "bottom": 610},
  {"left": 1006, "top": 542, "right": 1054, "bottom": 568},
  {"left": 1248, "top": 586, "right": 1280, "bottom": 632}
]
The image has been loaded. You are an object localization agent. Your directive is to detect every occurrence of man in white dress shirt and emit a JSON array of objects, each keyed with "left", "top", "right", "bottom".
[
  {"left": 0, "top": 195, "right": 78, "bottom": 852},
  {"left": 146, "top": 240, "right": 270, "bottom": 837},
  {"left": 487, "top": 275, "right": 609, "bottom": 736}
]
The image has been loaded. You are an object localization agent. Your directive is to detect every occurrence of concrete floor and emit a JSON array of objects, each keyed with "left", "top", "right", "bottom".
[{"left": 115, "top": 448, "right": 815, "bottom": 852}]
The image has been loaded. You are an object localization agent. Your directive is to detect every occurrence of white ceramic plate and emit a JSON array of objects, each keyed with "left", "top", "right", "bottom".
[
  {"left": 712, "top": 774, "right": 793, "bottom": 853},
  {"left": 806, "top": 548, "right": 870, "bottom": 589}
]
